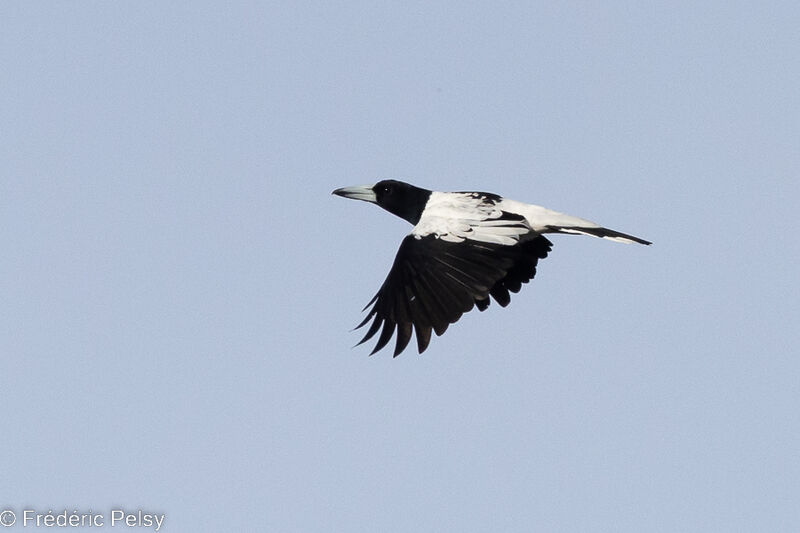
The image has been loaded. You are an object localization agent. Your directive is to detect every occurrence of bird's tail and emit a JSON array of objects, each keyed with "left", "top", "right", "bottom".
[
  {"left": 507, "top": 202, "right": 651, "bottom": 245},
  {"left": 544, "top": 224, "right": 651, "bottom": 245}
]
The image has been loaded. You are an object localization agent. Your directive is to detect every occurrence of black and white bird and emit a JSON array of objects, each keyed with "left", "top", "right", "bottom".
[{"left": 333, "top": 180, "right": 650, "bottom": 357}]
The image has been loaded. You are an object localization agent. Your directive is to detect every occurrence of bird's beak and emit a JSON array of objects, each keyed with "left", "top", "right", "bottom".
[{"left": 331, "top": 185, "right": 377, "bottom": 204}]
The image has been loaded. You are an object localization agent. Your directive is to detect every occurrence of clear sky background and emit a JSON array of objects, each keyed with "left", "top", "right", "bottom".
[{"left": 2, "top": 2, "right": 798, "bottom": 532}]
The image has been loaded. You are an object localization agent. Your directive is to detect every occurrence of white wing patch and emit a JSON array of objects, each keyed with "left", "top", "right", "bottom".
[{"left": 411, "top": 192, "right": 531, "bottom": 245}]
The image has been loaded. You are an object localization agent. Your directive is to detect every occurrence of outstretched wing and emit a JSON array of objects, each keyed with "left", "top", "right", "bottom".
[{"left": 355, "top": 233, "right": 552, "bottom": 356}]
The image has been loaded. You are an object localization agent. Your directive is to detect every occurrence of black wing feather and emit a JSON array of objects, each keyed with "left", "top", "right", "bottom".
[{"left": 354, "top": 233, "right": 552, "bottom": 356}]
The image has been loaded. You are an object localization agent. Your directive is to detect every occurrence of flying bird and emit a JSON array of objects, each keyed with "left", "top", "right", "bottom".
[{"left": 333, "top": 180, "right": 650, "bottom": 357}]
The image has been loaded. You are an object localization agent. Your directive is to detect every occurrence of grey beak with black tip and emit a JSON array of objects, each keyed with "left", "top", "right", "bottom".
[{"left": 332, "top": 185, "right": 377, "bottom": 204}]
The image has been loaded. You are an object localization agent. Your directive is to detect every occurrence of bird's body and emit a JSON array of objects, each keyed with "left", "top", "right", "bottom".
[{"left": 333, "top": 180, "right": 650, "bottom": 356}]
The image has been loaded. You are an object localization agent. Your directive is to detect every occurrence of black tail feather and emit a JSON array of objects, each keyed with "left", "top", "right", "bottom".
[{"left": 547, "top": 225, "right": 651, "bottom": 245}]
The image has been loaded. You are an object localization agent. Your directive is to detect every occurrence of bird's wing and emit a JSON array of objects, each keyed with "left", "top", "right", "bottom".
[
  {"left": 413, "top": 191, "right": 531, "bottom": 244},
  {"left": 355, "top": 216, "right": 552, "bottom": 357}
]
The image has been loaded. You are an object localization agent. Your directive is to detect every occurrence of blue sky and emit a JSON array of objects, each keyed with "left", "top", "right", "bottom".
[{"left": 1, "top": 2, "right": 798, "bottom": 532}]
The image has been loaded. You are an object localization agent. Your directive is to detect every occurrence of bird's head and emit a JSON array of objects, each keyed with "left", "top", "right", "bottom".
[{"left": 332, "top": 179, "right": 432, "bottom": 225}]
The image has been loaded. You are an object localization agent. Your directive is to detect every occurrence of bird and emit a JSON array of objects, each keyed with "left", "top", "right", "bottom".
[{"left": 332, "top": 179, "right": 650, "bottom": 357}]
